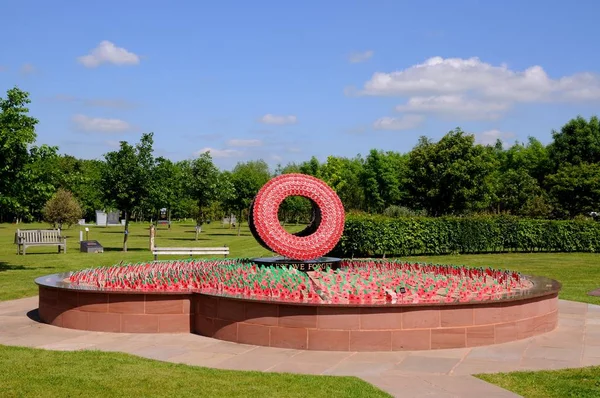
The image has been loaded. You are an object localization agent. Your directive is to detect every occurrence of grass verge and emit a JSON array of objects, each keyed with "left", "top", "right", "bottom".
[
  {"left": 476, "top": 367, "right": 600, "bottom": 398},
  {"left": 0, "top": 345, "right": 389, "bottom": 398}
]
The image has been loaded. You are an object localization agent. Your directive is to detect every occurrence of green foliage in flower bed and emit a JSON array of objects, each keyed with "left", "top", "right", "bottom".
[{"left": 336, "top": 214, "right": 600, "bottom": 257}]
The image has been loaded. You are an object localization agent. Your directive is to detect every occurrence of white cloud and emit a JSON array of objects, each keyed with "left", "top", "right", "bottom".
[
  {"left": 72, "top": 114, "right": 135, "bottom": 133},
  {"left": 373, "top": 114, "right": 424, "bottom": 131},
  {"left": 259, "top": 114, "right": 297, "bottom": 125},
  {"left": 359, "top": 56, "right": 600, "bottom": 119},
  {"left": 476, "top": 129, "right": 516, "bottom": 147},
  {"left": 195, "top": 147, "right": 242, "bottom": 159},
  {"left": 78, "top": 41, "right": 140, "bottom": 68},
  {"left": 227, "top": 139, "right": 262, "bottom": 147},
  {"left": 395, "top": 95, "right": 508, "bottom": 120},
  {"left": 20, "top": 63, "right": 36, "bottom": 75},
  {"left": 348, "top": 50, "right": 374, "bottom": 63}
]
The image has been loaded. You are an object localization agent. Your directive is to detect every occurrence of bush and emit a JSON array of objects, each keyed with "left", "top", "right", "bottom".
[
  {"left": 382, "top": 205, "right": 425, "bottom": 218},
  {"left": 42, "top": 189, "right": 83, "bottom": 228},
  {"left": 333, "top": 214, "right": 600, "bottom": 257}
]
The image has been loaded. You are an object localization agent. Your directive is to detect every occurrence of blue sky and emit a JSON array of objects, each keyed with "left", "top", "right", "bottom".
[{"left": 2, "top": 0, "right": 599, "bottom": 169}]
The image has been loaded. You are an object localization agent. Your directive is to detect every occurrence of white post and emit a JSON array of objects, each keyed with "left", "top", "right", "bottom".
[
  {"left": 149, "top": 225, "right": 155, "bottom": 251},
  {"left": 79, "top": 231, "right": 83, "bottom": 242}
]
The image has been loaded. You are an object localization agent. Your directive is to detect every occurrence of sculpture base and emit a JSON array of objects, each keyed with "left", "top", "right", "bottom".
[{"left": 252, "top": 256, "right": 342, "bottom": 271}]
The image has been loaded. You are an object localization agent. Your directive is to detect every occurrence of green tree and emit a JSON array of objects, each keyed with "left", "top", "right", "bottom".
[
  {"left": 493, "top": 169, "right": 551, "bottom": 217},
  {"left": 149, "top": 157, "right": 183, "bottom": 223},
  {"left": 16, "top": 144, "right": 61, "bottom": 221},
  {"left": 361, "top": 150, "right": 406, "bottom": 213},
  {"left": 546, "top": 163, "right": 600, "bottom": 218},
  {"left": 319, "top": 155, "right": 365, "bottom": 211},
  {"left": 101, "top": 133, "right": 155, "bottom": 251},
  {"left": 549, "top": 115, "right": 600, "bottom": 169},
  {"left": 502, "top": 137, "right": 551, "bottom": 184},
  {"left": 407, "top": 129, "right": 497, "bottom": 216},
  {"left": 185, "top": 152, "right": 220, "bottom": 226},
  {"left": 0, "top": 87, "right": 39, "bottom": 222},
  {"left": 228, "top": 160, "right": 271, "bottom": 235},
  {"left": 42, "top": 189, "right": 83, "bottom": 228},
  {"left": 299, "top": 156, "right": 321, "bottom": 177}
]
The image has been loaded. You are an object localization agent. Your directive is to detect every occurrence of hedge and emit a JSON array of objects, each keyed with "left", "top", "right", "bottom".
[{"left": 333, "top": 215, "right": 600, "bottom": 257}]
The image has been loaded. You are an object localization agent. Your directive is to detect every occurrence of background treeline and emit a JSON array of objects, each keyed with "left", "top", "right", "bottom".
[{"left": 2, "top": 87, "right": 600, "bottom": 228}]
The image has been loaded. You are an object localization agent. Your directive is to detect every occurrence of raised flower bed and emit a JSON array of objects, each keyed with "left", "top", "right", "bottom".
[{"left": 36, "top": 258, "right": 560, "bottom": 351}]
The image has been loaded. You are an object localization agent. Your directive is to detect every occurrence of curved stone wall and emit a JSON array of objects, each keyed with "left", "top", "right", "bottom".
[
  {"left": 37, "top": 278, "right": 559, "bottom": 351},
  {"left": 193, "top": 293, "right": 558, "bottom": 351}
]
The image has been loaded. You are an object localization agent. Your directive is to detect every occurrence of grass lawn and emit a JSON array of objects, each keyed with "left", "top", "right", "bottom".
[
  {"left": 476, "top": 367, "right": 600, "bottom": 398},
  {"left": 1, "top": 220, "right": 600, "bottom": 397},
  {"left": 1, "top": 220, "right": 599, "bottom": 304},
  {"left": 0, "top": 345, "right": 389, "bottom": 398},
  {"left": 0, "top": 221, "right": 288, "bottom": 301}
]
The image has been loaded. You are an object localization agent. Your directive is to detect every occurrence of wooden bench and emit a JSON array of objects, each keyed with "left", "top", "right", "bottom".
[
  {"left": 14, "top": 229, "right": 67, "bottom": 255},
  {"left": 152, "top": 246, "right": 229, "bottom": 261}
]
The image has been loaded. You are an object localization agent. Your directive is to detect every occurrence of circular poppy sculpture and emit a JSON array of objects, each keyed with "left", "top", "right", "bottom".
[{"left": 249, "top": 174, "right": 345, "bottom": 260}]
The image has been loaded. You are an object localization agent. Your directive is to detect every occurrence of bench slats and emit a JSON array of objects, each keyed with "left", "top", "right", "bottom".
[
  {"left": 153, "top": 250, "right": 229, "bottom": 254},
  {"left": 153, "top": 247, "right": 228, "bottom": 251},
  {"left": 152, "top": 246, "right": 229, "bottom": 260},
  {"left": 15, "top": 229, "right": 66, "bottom": 255}
]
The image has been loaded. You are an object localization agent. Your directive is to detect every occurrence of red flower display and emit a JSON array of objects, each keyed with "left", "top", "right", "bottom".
[
  {"left": 68, "top": 259, "right": 531, "bottom": 305},
  {"left": 249, "top": 173, "right": 345, "bottom": 260}
]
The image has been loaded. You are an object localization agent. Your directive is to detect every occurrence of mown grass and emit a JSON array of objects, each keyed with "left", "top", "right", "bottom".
[
  {"left": 1, "top": 221, "right": 598, "bottom": 303},
  {"left": 476, "top": 367, "right": 600, "bottom": 398},
  {"left": 0, "top": 221, "right": 283, "bottom": 301},
  {"left": 2, "top": 221, "right": 600, "bottom": 397},
  {"left": 0, "top": 345, "right": 389, "bottom": 398}
]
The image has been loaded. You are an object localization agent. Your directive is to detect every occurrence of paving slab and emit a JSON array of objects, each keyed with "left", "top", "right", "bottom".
[
  {"left": 524, "top": 345, "right": 582, "bottom": 362},
  {"left": 1, "top": 297, "right": 598, "bottom": 397},
  {"left": 419, "top": 375, "right": 521, "bottom": 397},
  {"left": 323, "top": 360, "right": 396, "bottom": 377},
  {"left": 451, "top": 359, "right": 523, "bottom": 376},
  {"left": 168, "top": 351, "right": 237, "bottom": 367},
  {"left": 288, "top": 350, "right": 353, "bottom": 364},
  {"left": 467, "top": 341, "right": 530, "bottom": 362},
  {"left": 390, "top": 356, "right": 460, "bottom": 375},
  {"left": 519, "top": 357, "right": 581, "bottom": 371}
]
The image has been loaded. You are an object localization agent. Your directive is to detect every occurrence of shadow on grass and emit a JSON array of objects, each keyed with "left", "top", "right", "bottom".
[
  {"left": 0, "top": 262, "right": 56, "bottom": 272},
  {"left": 102, "top": 247, "right": 148, "bottom": 252},
  {"left": 166, "top": 237, "right": 211, "bottom": 242},
  {"left": 0, "top": 262, "right": 26, "bottom": 271},
  {"left": 207, "top": 233, "right": 251, "bottom": 237}
]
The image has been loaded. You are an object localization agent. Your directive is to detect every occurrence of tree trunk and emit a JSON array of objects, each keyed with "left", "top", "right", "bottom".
[
  {"left": 123, "top": 211, "right": 129, "bottom": 252},
  {"left": 237, "top": 210, "right": 242, "bottom": 236}
]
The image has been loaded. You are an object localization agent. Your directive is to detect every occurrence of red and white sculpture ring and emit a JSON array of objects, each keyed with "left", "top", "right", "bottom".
[{"left": 249, "top": 174, "right": 345, "bottom": 260}]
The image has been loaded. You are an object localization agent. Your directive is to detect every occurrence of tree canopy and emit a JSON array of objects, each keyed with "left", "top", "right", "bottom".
[{"left": 1, "top": 86, "right": 599, "bottom": 229}]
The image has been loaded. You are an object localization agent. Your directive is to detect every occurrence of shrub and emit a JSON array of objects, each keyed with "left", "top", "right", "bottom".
[
  {"left": 333, "top": 214, "right": 600, "bottom": 257},
  {"left": 382, "top": 205, "right": 425, "bottom": 218},
  {"left": 42, "top": 189, "right": 83, "bottom": 228}
]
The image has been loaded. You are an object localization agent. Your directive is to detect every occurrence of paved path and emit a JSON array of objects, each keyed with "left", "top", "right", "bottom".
[{"left": 1, "top": 297, "right": 598, "bottom": 397}]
